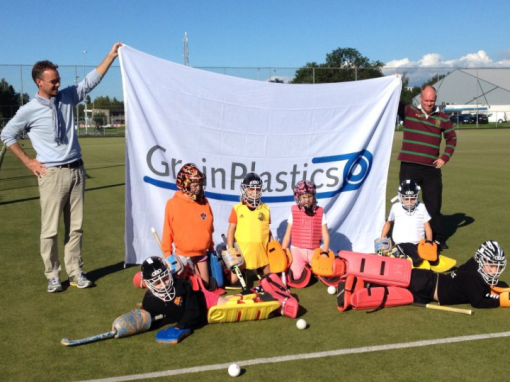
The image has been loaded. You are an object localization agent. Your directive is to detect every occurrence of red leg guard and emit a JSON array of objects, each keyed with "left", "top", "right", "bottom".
[
  {"left": 338, "top": 250, "right": 411, "bottom": 287},
  {"left": 287, "top": 266, "right": 312, "bottom": 289},
  {"left": 351, "top": 286, "right": 414, "bottom": 310},
  {"left": 337, "top": 275, "right": 365, "bottom": 312},
  {"left": 259, "top": 273, "right": 300, "bottom": 318}
]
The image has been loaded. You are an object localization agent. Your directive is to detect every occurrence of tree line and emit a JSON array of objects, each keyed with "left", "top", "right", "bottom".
[{"left": 2, "top": 49, "right": 445, "bottom": 122}]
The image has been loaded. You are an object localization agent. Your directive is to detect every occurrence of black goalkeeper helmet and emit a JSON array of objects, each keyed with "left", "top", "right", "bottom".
[
  {"left": 141, "top": 256, "right": 176, "bottom": 302},
  {"left": 241, "top": 172, "right": 263, "bottom": 208},
  {"left": 398, "top": 180, "right": 420, "bottom": 215}
]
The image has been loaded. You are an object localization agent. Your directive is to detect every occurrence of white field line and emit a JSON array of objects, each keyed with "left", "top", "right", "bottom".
[{"left": 77, "top": 331, "right": 510, "bottom": 382}]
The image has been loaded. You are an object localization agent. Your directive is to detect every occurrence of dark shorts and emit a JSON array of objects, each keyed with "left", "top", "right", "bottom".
[
  {"left": 397, "top": 243, "right": 421, "bottom": 265},
  {"left": 409, "top": 269, "right": 437, "bottom": 304}
]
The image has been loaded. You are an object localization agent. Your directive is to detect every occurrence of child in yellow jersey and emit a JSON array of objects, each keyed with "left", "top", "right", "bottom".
[{"left": 227, "top": 172, "right": 271, "bottom": 277}]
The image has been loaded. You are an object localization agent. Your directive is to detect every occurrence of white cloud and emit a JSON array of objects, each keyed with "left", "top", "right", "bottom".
[{"left": 383, "top": 50, "right": 509, "bottom": 86}]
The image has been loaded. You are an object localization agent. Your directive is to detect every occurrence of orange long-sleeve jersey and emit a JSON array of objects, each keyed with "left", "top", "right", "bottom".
[{"left": 161, "top": 191, "right": 214, "bottom": 257}]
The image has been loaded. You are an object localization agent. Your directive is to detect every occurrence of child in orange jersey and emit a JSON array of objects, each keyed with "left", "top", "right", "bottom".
[{"left": 161, "top": 163, "right": 214, "bottom": 288}]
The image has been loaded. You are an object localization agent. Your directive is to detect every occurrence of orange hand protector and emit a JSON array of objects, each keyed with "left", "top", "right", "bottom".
[
  {"left": 500, "top": 292, "right": 510, "bottom": 308},
  {"left": 418, "top": 239, "right": 438, "bottom": 262}
]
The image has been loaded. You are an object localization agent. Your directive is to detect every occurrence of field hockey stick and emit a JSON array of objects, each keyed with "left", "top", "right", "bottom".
[
  {"left": 221, "top": 234, "right": 248, "bottom": 291},
  {"left": 61, "top": 330, "right": 117, "bottom": 346},
  {"left": 413, "top": 303, "right": 473, "bottom": 316},
  {"left": 151, "top": 226, "right": 165, "bottom": 252},
  {"left": 151, "top": 227, "right": 183, "bottom": 274},
  {"left": 213, "top": 243, "right": 230, "bottom": 276},
  {"left": 61, "top": 310, "right": 164, "bottom": 347}
]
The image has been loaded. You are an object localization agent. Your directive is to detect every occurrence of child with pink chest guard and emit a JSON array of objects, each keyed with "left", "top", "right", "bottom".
[{"left": 281, "top": 180, "right": 330, "bottom": 288}]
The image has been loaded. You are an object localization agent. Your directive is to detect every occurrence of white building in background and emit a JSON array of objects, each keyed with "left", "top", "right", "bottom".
[{"left": 412, "top": 68, "right": 510, "bottom": 122}]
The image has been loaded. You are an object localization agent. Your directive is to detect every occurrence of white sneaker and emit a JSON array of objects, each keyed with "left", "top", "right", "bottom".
[
  {"left": 47, "top": 277, "right": 63, "bottom": 293},
  {"left": 69, "top": 273, "right": 93, "bottom": 288}
]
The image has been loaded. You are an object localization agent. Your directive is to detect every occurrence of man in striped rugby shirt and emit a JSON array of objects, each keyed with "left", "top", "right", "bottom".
[{"left": 397, "top": 85, "right": 457, "bottom": 251}]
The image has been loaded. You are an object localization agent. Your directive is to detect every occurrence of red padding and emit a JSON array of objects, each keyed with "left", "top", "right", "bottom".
[
  {"left": 133, "top": 271, "right": 146, "bottom": 289},
  {"left": 260, "top": 273, "right": 299, "bottom": 318},
  {"left": 287, "top": 266, "right": 312, "bottom": 289},
  {"left": 351, "top": 286, "right": 414, "bottom": 310},
  {"left": 338, "top": 251, "right": 411, "bottom": 288}
]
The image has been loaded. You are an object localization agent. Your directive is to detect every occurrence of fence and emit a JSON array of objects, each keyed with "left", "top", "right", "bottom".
[{"left": 2, "top": 64, "right": 510, "bottom": 131}]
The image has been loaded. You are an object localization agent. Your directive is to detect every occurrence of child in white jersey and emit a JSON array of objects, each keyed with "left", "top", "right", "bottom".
[{"left": 380, "top": 179, "right": 433, "bottom": 267}]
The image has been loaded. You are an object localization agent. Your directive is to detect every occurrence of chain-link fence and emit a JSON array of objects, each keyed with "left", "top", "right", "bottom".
[{"left": 2, "top": 64, "right": 510, "bottom": 134}]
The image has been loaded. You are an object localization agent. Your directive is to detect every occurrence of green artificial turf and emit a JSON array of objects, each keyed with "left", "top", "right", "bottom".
[{"left": 0, "top": 131, "right": 509, "bottom": 381}]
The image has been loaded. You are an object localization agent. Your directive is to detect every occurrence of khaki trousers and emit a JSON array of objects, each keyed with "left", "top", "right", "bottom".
[{"left": 38, "top": 165, "right": 85, "bottom": 279}]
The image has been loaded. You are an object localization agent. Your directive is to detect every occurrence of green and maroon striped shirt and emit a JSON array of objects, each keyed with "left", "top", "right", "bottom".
[{"left": 398, "top": 104, "right": 457, "bottom": 166}]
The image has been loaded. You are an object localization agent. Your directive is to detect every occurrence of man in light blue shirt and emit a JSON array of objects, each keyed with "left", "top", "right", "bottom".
[{"left": 1, "top": 42, "right": 123, "bottom": 292}]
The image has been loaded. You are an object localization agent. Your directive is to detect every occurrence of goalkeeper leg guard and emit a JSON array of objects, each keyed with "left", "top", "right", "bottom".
[
  {"left": 351, "top": 286, "right": 414, "bottom": 311},
  {"left": 337, "top": 275, "right": 366, "bottom": 312},
  {"left": 429, "top": 255, "right": 457, "bottom": 273},
  {"left": 287, "top": 266, "right": 312, "bottom": 289},
  {"left": 338, "top": 250, "right": 412, "bottom": 288},
  {"left": 207, "top": 296, "right": 280, "bottom": 323},
  {"left": 259, "top": 273, "right": 300, "bottom": 318}
]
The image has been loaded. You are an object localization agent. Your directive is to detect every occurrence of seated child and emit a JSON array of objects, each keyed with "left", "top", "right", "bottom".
[
  {"left": 380, "top": 179, "right": 433, "bottom": 267},
  {"left": 161, "top": 163, "right": 214, "bottom": 288},
  {"left": 281, "top": 180, "right": 330, "bottom": 288},
  {"left": 227, "top": 172, "right": 271, "bottom": 278}
]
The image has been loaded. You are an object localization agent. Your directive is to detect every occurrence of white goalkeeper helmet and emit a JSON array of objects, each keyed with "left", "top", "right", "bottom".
[
  {"left": 142, "top": 256, "right": 176, "bottom": 302},
  {"left": 474, "top": 240, "right": 506, "bottom": 286},
  {"left": 398, "top": 180, "right": 420, "bottom": 215}
]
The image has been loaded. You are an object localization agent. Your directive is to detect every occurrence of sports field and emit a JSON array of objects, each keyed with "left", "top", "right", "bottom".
[{"left": 1, "top": 130, "right": 509, "bottom": 382}]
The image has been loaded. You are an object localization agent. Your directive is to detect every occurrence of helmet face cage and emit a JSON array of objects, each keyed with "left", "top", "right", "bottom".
[
  {"left": 293, "top": 180, "right": 317, "bottom": 210},
  {"left": 398, "top": 180, "right": 420, "bottom": 215},
  {"left": 474, "top": 240, "right": 506, "bottom": 286},
  {"left": 241, "top": 172, "right": 262, "bottom": 208},
  {"left": 176, "top": 163, "right": 205, "bottom": 201},
  {"left": 142, "top": 257, "right": 176, "bottom": 302}
]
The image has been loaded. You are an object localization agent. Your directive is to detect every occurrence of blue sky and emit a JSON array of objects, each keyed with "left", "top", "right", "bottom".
[{"left": 2, "top": 0, "right": 509, "bottom": 99}]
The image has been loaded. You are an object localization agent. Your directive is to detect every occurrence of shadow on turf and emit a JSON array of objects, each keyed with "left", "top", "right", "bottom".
[
  {"left": 59, "top": 262, "right": 135, "bottom": 289},
  {"left": 442, "top": 212, "right": 475, "bottom": 242},
  {"left": 89, "top": 261, "right": 135, "bottom": 283},
  {"left": 0, "top": 183, "right": 125, "bottom": 205}
]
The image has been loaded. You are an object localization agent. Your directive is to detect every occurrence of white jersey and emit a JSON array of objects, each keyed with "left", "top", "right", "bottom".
[{"left": 388, "top": 202, "right": 431, "bottom": 245}]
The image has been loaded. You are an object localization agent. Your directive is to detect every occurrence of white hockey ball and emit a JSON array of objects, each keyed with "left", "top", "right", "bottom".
[
  {"left": 296, "top": 318, "right": 307, "bottom": 330},
  {"left": 228, "top": 363, "right": 241, "bottom": 377},
  {"left": 327, "top": 286, "right": 337, "bottom": 295}
]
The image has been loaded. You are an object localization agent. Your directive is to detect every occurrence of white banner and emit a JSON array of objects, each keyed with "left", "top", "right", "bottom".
[{"left": 119, "top": 45, "right": 401, "bottom": 264}]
